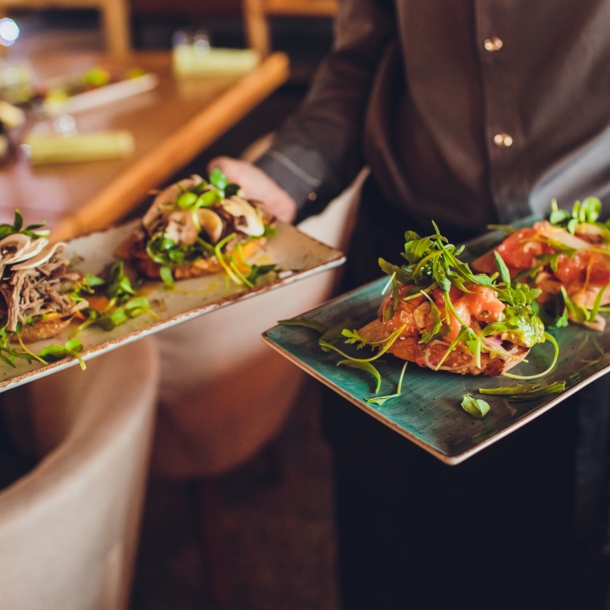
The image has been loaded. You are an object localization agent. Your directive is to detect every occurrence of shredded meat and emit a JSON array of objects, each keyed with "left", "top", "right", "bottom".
[{"left": 0, "top": 253, "right": 82, "bottom": 333}]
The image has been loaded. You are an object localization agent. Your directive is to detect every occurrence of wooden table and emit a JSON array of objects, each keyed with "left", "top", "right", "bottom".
[{"left": 0, "top": 50, "right": 289, "bottom": 240}]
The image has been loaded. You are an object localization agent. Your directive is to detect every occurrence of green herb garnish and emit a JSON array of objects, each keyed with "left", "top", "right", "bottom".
[
  {"left": 74, "top": 261, "right": 158, "bottom": 336},
  {"left": 478, "top": 381, "right": 566, "bottom": 402},
  {"left": 461, "top": 393, "right": 490, "bottom": 418},
  {"left": 39, "top": 339, "right": 86, "bottom": 371},
  {"left": 338, "top": 359, "right": 382, "bottom": 393},
  {"left": 365, "top": 362, "right": 408, "bottom": 406}
]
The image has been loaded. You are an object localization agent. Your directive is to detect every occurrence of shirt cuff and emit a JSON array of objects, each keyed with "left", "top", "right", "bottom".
[{"left": 255, "top": 146, "right": 326, "bottom": 211}]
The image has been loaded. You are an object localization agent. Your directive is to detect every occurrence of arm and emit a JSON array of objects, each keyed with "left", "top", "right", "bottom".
[{"left": 210, "top": 0, "right": 396, "bottom": 221}]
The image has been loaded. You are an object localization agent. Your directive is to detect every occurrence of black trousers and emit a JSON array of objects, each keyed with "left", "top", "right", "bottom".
[{"left": 321, "top": 176, "right": 610, "bottom": 610}]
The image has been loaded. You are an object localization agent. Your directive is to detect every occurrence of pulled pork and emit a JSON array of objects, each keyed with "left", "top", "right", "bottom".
[{"left": 0, "top": 252, "right": 82, "bottom": 333}]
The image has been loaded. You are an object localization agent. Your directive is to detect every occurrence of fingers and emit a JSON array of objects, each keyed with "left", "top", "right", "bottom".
[
  {"left": 207, "top": 156, "right": 238, "bottom": 179},
  {"left": 206, "top": 156, "right": 298, "bottom": 223}
]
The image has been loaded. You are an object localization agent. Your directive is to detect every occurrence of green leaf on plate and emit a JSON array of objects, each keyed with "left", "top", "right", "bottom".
[
  {"left": 461, "top": 393, "right": 490, "bottom": 418},
  {"left": 337, "top": 359, "right": 381, "bottom": 393},
  {"left": 278, "top": 317, "right": 327, "bottom": 334}
]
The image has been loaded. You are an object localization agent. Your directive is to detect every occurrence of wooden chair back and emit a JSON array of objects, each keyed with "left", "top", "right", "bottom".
[
  {"left": 243, "top": 0, "right": 338, "bottom": 58},
  {"left": 0, "top": 0, "right": 131, "bottom": 57}
]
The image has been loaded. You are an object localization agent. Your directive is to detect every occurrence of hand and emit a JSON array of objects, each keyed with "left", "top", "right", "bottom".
[{"left": 208, "top": 156, "right": 298, "bottom": 223}]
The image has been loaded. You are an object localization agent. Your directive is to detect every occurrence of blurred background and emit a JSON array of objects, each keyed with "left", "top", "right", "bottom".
[{"left": 0, "top": 2, "right": 341, "bottom": 609}]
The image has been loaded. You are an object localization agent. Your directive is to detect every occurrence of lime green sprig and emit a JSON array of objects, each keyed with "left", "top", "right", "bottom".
[
  {"left": 213, "top": 233, "right": 245, "bottom": 286},
  {"left": 15, "top": 333, "right": 47, "bottom": 365}
]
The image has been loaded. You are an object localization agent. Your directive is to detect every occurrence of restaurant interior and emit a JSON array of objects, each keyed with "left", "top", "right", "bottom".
[
  {"left": 4, "top": 2, "right": 610, "bottom": 610},
  {"left": 0, "top": 2, "right": 341, "bottom": 609}
]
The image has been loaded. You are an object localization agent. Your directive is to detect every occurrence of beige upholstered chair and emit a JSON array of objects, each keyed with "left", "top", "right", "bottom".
[{"left": 0, "top": 337, "right": 159, "bottom": 610}]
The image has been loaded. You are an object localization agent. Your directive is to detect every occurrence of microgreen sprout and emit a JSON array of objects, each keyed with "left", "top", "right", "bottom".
[
  {"left": 73, "top": 261, "right": 158, "bottom": 336},
  {"left": 461, "top": 393, "right": 490, "bottom": 418}
]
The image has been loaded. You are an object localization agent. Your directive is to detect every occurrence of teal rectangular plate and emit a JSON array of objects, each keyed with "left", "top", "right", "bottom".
[{"left": 262, "top": 223, "right": 610, "bottom": 465}]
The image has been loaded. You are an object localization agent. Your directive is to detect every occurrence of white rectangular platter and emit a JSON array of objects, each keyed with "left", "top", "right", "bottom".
[{"left": 0, "top": 220, "right": 345, "bottom": 392}]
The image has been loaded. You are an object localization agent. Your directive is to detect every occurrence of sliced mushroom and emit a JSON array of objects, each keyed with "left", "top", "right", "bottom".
[
  {"left": 142, "top": 175, "right": 204, "bottom": 230},
  {"left": 0, "top": 233, "right": 32, "bottom": 264},
  {"left": 221, "top": 196, "right": 265, "bottom": 237},
  {"left": 10, "top": 237, "right": 49, "bottom": 265},
  {"left": 197, "top": 208, "right": 224, "bottom": 244},
  {"left": 11, "top": 242, "right": 67, "bottom": 270},
  {"left": 163, "top": 211, "right": 198, "bottom": 246}
]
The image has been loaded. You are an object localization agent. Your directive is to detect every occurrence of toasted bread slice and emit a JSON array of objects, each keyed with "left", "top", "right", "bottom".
[
  {"left": 12, "top": 314, "right": 74, "bottom": 344},
  {"left": 123, "top": 237, "right": 264, "bottom": 280},
  {"left": 358, "top": 319, "right": 528, "bottom": 376}
]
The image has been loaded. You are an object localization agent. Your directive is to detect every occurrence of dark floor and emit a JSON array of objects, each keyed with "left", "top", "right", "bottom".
[{"left": 131, "top": 380, "right": 340, "bottom": 610}]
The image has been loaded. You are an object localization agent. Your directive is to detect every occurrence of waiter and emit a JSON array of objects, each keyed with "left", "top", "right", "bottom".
[{"left": 211, "top": 1, "right": 610, "bottom": 608}]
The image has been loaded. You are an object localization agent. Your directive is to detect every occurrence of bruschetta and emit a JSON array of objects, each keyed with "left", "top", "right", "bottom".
[
  {"left": 356, "top": 225, "right": 548, "bottom": 376},
  {"left": 116, "top": 170, "right": 275, "bottom": 287},
  {"left": 473, "top": 198, "right": 610, "bottom": 330}
]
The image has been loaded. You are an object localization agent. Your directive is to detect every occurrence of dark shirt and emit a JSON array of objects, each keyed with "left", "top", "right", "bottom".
[
  {"left": 254, "top": 5, "right": 610, "bottom": 607},
  {"left": 256, "top": 0, "right": 610, "bottom": 234}
]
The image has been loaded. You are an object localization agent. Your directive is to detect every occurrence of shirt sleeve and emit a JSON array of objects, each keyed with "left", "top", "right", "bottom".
[{"left": 255, "top": 0, "right": 396, "bottom": 218}]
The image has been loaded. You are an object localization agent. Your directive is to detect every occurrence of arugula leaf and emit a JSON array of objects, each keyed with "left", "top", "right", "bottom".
[
  {"left": 487, "top": 224, "right": 517, "bottom": 235},
  {"left": 342, "top": 328, "right": 388, "bottom": 348},
  {"left": 320, "top": 319, "right": 359, "bottom": 344},
  {"left": 319, "top": 324, "right": 407, "bottom": 363},
  {"left": 365, "top": 361, "right": 408, "bottom": 406},
  {"left": 461, "top": 393, "right": 490, "bottom": 418},
  {"left": 494, "top": 251, "right": 511, "bottom": 287},
  {"left": 278, "top": 317, "right": 327, "bottom": 334},
  {"left": 479, "top": 381, "right": 565, "bottom": 402},
  {"left": 560, "top": 287, "right": 587, "bottom": 323},
  {"left": 378, "top": 258, "right": 412, "bottom": 286},
  {"left": 418, "top": 298, "right": 449, "bottom": 345},
  {"left": 337, "top": 359, "right": 382, "bottom": 393}
]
